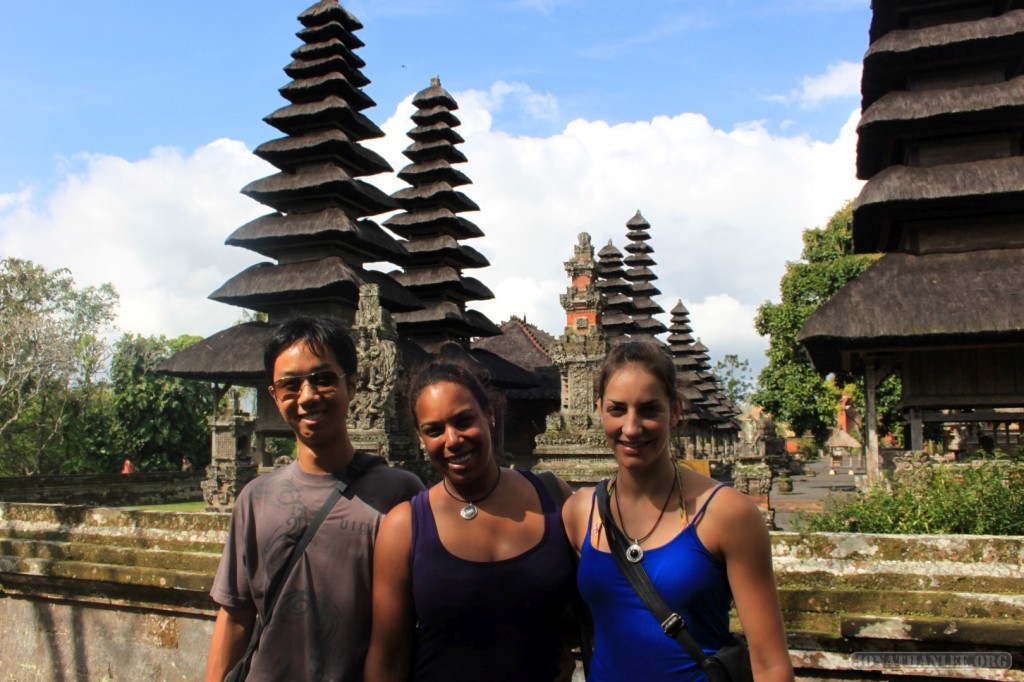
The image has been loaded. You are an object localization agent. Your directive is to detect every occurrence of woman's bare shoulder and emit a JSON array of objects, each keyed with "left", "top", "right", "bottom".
[{"left": 564, "top": 485, "right": 596, "bottom": 514}]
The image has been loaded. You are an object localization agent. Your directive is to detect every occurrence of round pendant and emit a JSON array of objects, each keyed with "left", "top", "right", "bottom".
[
  {"left": 460, "top": 504, "right": 478, "bottom": 520},
  {"left": 626, "top": 542, "right": 644, "bottom": 563}
]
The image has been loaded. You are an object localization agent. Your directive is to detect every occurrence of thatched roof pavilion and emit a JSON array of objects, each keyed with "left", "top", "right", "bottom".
[
  {"left": 825, "top": 428, "right": 862, "bottom": 451},
  {"left": 798, "top": 0, "right": 1024, "bottom": 480}
]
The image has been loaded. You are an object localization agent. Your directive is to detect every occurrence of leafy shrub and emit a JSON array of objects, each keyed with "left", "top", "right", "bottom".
[{"left": 795, "top": 458, "right": 1024, "bottom": 535}]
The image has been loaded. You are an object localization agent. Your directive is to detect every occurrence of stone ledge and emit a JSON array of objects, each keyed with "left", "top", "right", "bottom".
[
  {"left": 790, "top": 648, "right": 1023, "bottom": 681},
  {"left": 841, "top": 615, "right": 1024, "bottom": 647},
  {"left": 0, "top": 556, "right": 212, "bottom": 594},
  {"left": 0, "top": 572, "right": 215, "bottom": 615},
  {"left": 777, "top": 570, "right": 1023, "bottom": 595},
  {"left": 0, "top": 538, "right": 221, "bottom": 573},
  {"left": 780, "top": 588, "right": 1024, "bottom": 620}
]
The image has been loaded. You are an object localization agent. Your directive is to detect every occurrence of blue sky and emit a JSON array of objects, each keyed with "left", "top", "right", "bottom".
[{"left": 0, "top": 0, "right": 871, "bottom": 371}]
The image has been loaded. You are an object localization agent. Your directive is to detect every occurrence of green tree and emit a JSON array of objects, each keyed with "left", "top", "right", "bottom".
[
  {"left": 0, "top": 258, "right": 118, "bottom": 474},
  {"left": 712, "top": 354, "right": 755, "bottom": 408},
  {"left": 58, "top": 380, "right": 120, "bottom": 475},
  {"left": 110, "top": 334, "right": 214, "bottom": 471},
  {"left": 752, "top": 202, "right": 879, "bottom": 444}
]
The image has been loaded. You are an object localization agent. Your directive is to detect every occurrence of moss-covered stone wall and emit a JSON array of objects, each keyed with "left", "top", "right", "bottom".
[
  {"left": 0, "top": 472, "right": 205, "bottom": 506},
  {"left": 0, "top": 504, "right": 1020, "bottom": 680}
]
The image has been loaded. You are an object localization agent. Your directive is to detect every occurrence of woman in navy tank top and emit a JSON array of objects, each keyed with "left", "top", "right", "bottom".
[
  {"left": 563, "top": 341, "right": 794, "bottom": 681},
  {"left": 365, "top": 361, "right": 576, "bottom": 682}
]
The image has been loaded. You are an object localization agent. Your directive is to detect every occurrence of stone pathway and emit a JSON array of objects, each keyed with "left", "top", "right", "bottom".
[{"left": 772, "top": 454, "right": 863, "bottom": 530}]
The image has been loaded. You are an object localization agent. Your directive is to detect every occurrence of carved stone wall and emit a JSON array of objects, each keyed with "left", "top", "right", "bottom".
[{"left": 348, "top": 285, "right": 418, "bottom": 461}]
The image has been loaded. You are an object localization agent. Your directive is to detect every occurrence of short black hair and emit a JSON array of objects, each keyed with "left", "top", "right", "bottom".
[
  {"left": 407, "top": 361, "right": 493, "bottom": 423},
  {"left": 263, "top": 317, "right": 357, "bottom": 382}
]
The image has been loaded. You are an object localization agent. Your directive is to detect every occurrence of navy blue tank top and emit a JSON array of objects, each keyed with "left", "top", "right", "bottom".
[
  {"left": 578, "top": 485, "right": 732, "bottom": 681},
  {"left": 409, "top": 470, "right": 575, "bottom": 682}
]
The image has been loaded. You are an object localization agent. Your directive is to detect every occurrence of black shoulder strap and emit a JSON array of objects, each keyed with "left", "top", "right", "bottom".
[
  {"left": 596, "top": 481, "right": 715, "bottom": 671},
  {"left": 229, "top": 455, "right": 386, "bottom": 678},
  {"left": 347, "top": 451, "right": 386, "bottom": 479},
  {"left": 230, "top": 477, "right": 346, "bottom": 678}
]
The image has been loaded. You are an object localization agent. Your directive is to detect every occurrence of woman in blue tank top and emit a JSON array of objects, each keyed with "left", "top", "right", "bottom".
[
  {"left": 563, "top": 342, "right": 794, "bottom": 681},
  {"left": 365, "top": 361, "right": 576, "bottom": 682}
]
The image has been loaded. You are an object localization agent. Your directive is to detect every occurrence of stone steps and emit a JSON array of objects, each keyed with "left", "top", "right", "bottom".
[
  {"left": 0, "top": 556, "right": 212, "bottom": 593},
  {"left": 839, "top": 615, "right": 1024, "bottom": 648},
  {"left": 0, "top": 502, "right": 228, "bottom": 554},
  {"left": 772, "top": 532, "right": 1024, "bottom": 680},
  {"left": 777, "top": 569, "right": 1022, "bottom": 595},
  {"left": 0, "top": 537, "right": 221, "bottom": 573},
  {"left": 780, "top": 588, "right": 1024, "bottom": 621},
  {"left": 0, "top": 502, "right": 225, "bottom": 612}
]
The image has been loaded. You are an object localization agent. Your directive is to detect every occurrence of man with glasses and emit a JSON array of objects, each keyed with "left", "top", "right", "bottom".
[{"left": 205, "top": 317, "right": 424, "bottom": 681}]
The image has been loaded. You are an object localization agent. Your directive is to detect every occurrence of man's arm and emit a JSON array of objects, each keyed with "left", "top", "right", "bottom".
[{"left": 205, "top": 605, "right": 257, "bottom": 682}]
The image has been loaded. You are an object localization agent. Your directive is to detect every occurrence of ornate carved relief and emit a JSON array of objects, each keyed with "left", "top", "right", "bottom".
[{"left": 348, "top": 285, "right": 417, "bottom": 461}]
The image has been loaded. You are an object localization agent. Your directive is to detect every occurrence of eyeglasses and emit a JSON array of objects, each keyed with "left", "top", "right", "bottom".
[{"left": 271, "top": 370, "right": 344, "bottom": 401}]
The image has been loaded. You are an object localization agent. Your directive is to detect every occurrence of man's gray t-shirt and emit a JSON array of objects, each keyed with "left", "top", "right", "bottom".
[{"left": 211, "top": 458, "right": 424, "bottom": 682}]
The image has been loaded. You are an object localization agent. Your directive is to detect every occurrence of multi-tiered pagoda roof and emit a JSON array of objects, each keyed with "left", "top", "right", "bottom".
[
  {"left": 622, "top": 211, "right": 667, "bottom": 338},
  {"left": 596, "top": 240, "right": 636, "bottom": 338},
  {"left": 160, "top": 0, "right": 418, "bottom": 384},
  {"left": 800, "top": 0, "right": 1024, "bottom": 372},
  {"left": 385, "top": 78, "right": 499, "bottom": 349}
]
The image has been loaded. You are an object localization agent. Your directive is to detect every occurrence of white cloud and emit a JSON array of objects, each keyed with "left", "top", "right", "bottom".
[
  {"left": 1, "top": 89, "right": 862, "bottom": 374},
  {"left": 0, "top": 140, "right": 271, "bottom": 339},
  {"left": 686, "top": 294, "right": 763, "bottom": 367},
  {"left": 769, "top": 61, "right": 862, "bottom": 109},
  {"left": 463, "top": 81, "right": 560, "bottom": 121},
  {"left": 371, "top": 90, "right": 862, "bottom": 371},
  {"left": 799, "top": 61, "right": 862, "bottom": 107}
]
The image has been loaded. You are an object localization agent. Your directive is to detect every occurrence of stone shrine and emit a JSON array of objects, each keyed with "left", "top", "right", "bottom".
[
  {"left": 201, "top": 392, "right": 257, "bottom": 512},
  {"left": 534, "top": 233, "right": 613, "bottom": 482},
  {"left": 733, "top": 409, "right": 783, "bottom": 528}
]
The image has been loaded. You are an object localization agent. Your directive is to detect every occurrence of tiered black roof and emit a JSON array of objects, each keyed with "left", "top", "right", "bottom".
[
  {"left": 160, "top": 0, "right": 418, "bottom": 384},
  {"left": 666, "top": 301, "right": 740, "bottom": 424},
  {"left": 622, "top": 211, "right": 667, "bottom": 337},
  {"left": 595, "top": 240, "right": 636, "bottom": 337},
  {"left": 799, "top": 0, "right": 1024, "bottom": 378},
  {"left": 386, "top": 78, "right": 499, "bottom": 347},
  {"left": 217, "top": 0, "right": 417, "bottom": 315}
]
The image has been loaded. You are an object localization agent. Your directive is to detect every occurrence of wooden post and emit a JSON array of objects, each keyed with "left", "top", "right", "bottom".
[
  {"left": 865, "top": 360, "right": 881, "bottom": 484},
  {"left": 909, "top": 408, "right": 924, "bottom": 451}
]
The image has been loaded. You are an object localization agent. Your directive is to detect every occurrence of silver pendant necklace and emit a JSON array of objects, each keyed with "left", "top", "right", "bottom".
[
  {"left": 442, "top": 464, "right": 502, "bottom": 520},
  {"left": 612, "top": 467, "right": 678, "bottom": 563}
]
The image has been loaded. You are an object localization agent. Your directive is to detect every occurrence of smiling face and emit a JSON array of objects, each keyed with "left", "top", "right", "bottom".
[
  {"left": 269, "top": 340, "right": 356, "bottom": 465},
  {"left": 414, "top": 381, "right": 495, "bottom": 485},
  {"left": 598, "top": 364, "right": 682, "bottom": 470}
]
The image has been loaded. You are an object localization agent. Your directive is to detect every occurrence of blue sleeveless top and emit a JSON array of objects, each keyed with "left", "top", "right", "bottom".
[
  {"left": 578, "top": 485, "right": 732, "bottom": 681},
  {"left": 409, "top": 470, "right": 575, "bottom": 682}
]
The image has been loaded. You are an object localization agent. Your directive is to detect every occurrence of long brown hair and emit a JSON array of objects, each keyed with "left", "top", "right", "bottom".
[{"left": 597, "top": 340, "right": 682, "bottom": 408}]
